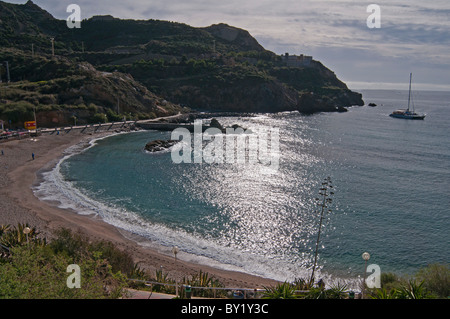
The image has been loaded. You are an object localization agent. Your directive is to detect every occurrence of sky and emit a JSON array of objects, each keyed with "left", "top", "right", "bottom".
[{"left": 5, "top": 0, "right": 450, "bottom": 91}]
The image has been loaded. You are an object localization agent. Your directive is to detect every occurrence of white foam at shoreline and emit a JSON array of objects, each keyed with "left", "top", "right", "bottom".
[{"left": 32, "top": 131, "right": 361, "bottom": 291}]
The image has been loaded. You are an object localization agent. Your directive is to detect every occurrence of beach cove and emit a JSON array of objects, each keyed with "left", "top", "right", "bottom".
[
  {"left": 2, "top": 89, "right": 449, "bottom": 293},
  {"left": 0, "top": 127, "right": 281, "bottom": 289}
]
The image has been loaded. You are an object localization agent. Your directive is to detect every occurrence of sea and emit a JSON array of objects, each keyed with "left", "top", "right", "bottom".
[{"left": 34, "top": 89, "right": 450, "bottom": 289}]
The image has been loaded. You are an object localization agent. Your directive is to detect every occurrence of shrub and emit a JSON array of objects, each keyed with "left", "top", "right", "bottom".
[
  {"left": 396, "top": 280, "right": 431, "bottom": 299},
  {"left": 49, "top": 228, "right": 135, "bottom": 276},
  {"left": 380, "top": 272, "right": 403, "bottom": 291},
  {"left": 106, "top": 108, "right": 122, "bottom": 122},
  {"left": 0, "top": 223, "right": 46, "bottom": 248},
  {"left": 262, "top": 282, "right": 298, "bottom": 299},
  {"left": 0, "top": 244, "right": 127, "bottom": 299},
  {"left": 370, "top": 264, "right": 449, "bottom": 299},
  {"left": 91, "top": 112, "right": 107, "bottom": 123},
  {"left": 89, "top": 240, "right": 135, "bottom": 276},
  {"left": 87, "top": 103, "right": 98, "bottom": 112},
  {"left": 415, "top": 263, "right": 450, "bottom": 298},
  {"left": 183, "top": 270, "right": 225, "bottom": 298},
  {"left": 0, "top": 227, "right": 128, "bottom": 299},
  {"left": 0, "top": 101, "right": 35, "bottom": 123}
]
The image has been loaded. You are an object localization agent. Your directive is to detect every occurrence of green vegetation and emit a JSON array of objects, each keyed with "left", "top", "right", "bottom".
[
  {"left": 0, "top": 223, "right": 448, "bottom": 299},
  {"left": 261, "top": 280, "right": 349, "bottom": 299},
  {"left": 0, "top": 0, "right": 363, "bottom": 127},
  {"left": 0, "top": 48, "right": 185, "bottom": 127},
  {"left": 367, "top": 265, "right": 450, "bottom": 299},
  {"left": 0, "top": 225, "right": 128, "bottom": 299},
  {"left": 0, "top": 223, "right": 228, "bottom": 299},
  {"left": 129, "top": 269, "right": 227, "bottom": 299},
  {"left": 261, "top": 266, "right": 449, "bottom": 299},
  {"left": 262, "top": 281, "right": 301, "bottom": 299}
]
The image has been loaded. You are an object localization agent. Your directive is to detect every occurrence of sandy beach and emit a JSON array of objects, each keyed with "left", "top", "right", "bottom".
[{"left": 0, "top": 127, "right": 280, "bottom": 289}]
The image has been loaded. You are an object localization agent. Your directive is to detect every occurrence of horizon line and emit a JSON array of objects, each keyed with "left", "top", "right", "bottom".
[{"left": 346, "top": 81, "right": 450, "bottom": 92}]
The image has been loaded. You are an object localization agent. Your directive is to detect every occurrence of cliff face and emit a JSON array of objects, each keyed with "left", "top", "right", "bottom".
[
  {"left": 159, "top": 78, "right": 362, "bottom": 114},
  {"left": 202, "top": 23, "right": 266, "bottom": 52},
  {"left": 0, "top": 0, "right": 364, "bottom": 127}
]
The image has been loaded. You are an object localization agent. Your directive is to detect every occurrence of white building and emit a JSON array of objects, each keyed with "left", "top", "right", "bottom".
[{"left": 281, "top": 53, "right": 313, "bottom": 67}]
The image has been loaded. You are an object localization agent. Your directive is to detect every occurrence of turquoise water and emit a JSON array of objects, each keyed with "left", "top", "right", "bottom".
[{"left": 35, "top": 89, "right": 450, "bottom": 286}]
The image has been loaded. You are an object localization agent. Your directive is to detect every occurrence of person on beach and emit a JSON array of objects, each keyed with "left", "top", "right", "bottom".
[{"left": 32, "top": 153, "right": 35, "bottom": 160}]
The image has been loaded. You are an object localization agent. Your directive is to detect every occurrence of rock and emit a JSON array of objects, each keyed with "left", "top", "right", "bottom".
[
  {"left": 228, "top": 124, "right": 250, "bottom": 133},
  {"left": 209, "top": 119, "right": 249, "bottom": 133},
  {"left": 145, "top": 139, "right": 178, "bottom": 152},
  {"left": 368, "top": 103, "right": 377, "bottom": 107},
  {"left": 210, "top": 118, "right": 223, "bottom": 130}
]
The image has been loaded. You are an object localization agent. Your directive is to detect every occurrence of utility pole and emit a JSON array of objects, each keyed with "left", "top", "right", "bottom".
[
  {"left": 3, "top": 61, "right": 10, "bottom": 83},
  {"left": 33, "top": 105, "right": 38, "bottom": 131},
  {"left": 32, "top": 44, "right": 34, "bottom": 58},
  {"left": 82, "top": 41, "right": 84, "bottom": 53},
  {"left": 309, "top": 177, "right": 334, "bottom": 287},
  {"left": 50, "top": 37, "right": 55, "bottom": 57}
]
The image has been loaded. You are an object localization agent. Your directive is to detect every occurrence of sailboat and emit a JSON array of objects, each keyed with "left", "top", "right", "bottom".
[{"left": 390, "top": 73, "right": 425, "bottom": 120}]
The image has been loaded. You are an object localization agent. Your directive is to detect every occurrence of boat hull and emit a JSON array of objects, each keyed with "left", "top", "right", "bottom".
[{"left": 389, "top": 113, "right": 425, "bottom": 120}]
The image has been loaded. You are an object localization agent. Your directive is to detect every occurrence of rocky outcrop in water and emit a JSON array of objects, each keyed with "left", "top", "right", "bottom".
[{"left": 144, "top": 140, "right": 178, "bottom": 152}]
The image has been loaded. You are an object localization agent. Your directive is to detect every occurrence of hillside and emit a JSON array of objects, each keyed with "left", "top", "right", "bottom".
[
  {"left": 0, "top": 48, "right": 184, "bottom": 127},
  {"left": 0, "top": 0, "right": 364, "bottom": 127}
]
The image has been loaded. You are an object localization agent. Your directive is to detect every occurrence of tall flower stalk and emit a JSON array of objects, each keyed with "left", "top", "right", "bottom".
[{"left": 309, "top": 177, "right": 334, "bottom": 287}]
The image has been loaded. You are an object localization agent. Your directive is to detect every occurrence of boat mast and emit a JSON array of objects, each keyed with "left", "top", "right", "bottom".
[{"left": 407, "top": 73, "right": 412, "bottom": 112}]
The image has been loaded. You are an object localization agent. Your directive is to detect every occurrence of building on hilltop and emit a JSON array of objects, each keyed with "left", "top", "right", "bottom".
[
  {"left": 281, "top": 53, "right": 313, "bottom": 67},
  {"left": 90, "top": 15, "right": 116, "bottom": 21}
]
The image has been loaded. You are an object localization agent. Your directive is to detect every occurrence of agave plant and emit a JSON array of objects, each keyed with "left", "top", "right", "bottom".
[
  {"left": 0, "top": 225, "right": 11, "bottom": 258},
  {"left": 129, "top": 263, "right": 148, "bottom": 280},
  {"left": 304, "top": 286, "right": 327, "bottom": 299},
  {"left": 185, "top": 270, "right": 224, "bottom": 298},
  {"left": 292, "top": 277, "right": 310, "bottom": 290},
  {"left": 397, "top": 280, "right": 429, "bottom": 299},
  {"left": 154, "top": 268, "right": 170, "bottom": 283},
  {"left": 371, "top": 287, "right": 398, "bottom": 299},
  {"left": 0, "top": 224, "right": 11, "bottom": 237},
  {"left": 0, "top": 223, "right": 46, "bottom": 248},
  {"left": 190, "top": 270, "right": 213, "bottom": 287},
  {"left": 262, "top": 282, "right": 298, "bottom": 299},
  {"left": 326, "top": 282, "right": 348, "bottom": 299}
]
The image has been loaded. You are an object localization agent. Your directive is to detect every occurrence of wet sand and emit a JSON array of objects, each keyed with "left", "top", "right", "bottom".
[{"left": 0, "top": 129, "right": 280, "bottom": 289}]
